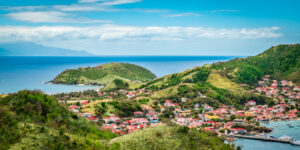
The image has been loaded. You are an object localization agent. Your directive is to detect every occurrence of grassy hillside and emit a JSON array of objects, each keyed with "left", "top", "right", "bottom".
[
  {"left": 139, "top": 64, "right": 273, "bottom": 107},
  {"left": 52, "top": 63, "right": 156, "bottom": 85},
  {"left": 0, "top": 90, "right": 117, "bottom": 149},
  {"left": 211, "top": 44, "right": 300, "bottom": 83},
  {"left": 108, "top": 124, "right": 234, "bottom": 150}
]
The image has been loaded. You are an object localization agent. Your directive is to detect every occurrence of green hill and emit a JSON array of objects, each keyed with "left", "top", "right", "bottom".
[
  {"left": 0, "top": 90, "right": 116, "bottom": 150},
  {"left": 211, "top": 44, "right": 300, "bottom": 84},
  {"left": 108, "top": 125, "right": 234, "bottom": 150},
  {"left": 52, "top": 63, "right": 156, "bottom": 86},
  {"left": 140, "top": 60, "right": 273, "bottom": 107}
]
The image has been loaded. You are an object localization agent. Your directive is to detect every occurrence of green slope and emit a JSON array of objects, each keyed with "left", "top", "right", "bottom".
[
  {"left": 0, "top": 90, "right": 116, "bottom": 150},
  {"left": 108, "top": 125, "right": 234, "bottom": 150},
  {"left": 52, "top": 63, "right": 156, "bottom": 85},
  {"left": 140, "top": 61, "right": 273, "bottom": 107},
  {"left": 211, "top": 44, "right": 300, "bottom": 83}
]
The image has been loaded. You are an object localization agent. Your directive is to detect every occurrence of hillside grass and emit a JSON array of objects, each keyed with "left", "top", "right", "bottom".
[
  {"left": 151, "top": 83, "right": 195, "bottom": 99},
  {"left": 108, "top": 124, "right": 235, "bottom": 150},
  {"left": 207, "top": 70, "right": 245, "bottom": 95}
]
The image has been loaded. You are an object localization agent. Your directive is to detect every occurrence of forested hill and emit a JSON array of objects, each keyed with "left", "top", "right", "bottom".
[
  {"left": 52, "top": 63, "right": 156, "bottom": 85},
  {"left": 0, "top": 90, "right": 117, "bottom": 149},
  {"left": 138, "top": 44, "right": 300, "bottom": 108},
  {"left": 211, "top": 44, "right": 300, "bottom": 84}
]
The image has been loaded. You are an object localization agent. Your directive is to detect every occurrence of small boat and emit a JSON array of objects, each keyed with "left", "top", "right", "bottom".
[
  {"left": 226, "top": 137, "right": 235, "bottom": 142},
  {"left": 291, "top": 140, "right": 300, "bottom": 145},
  {"left": 289, "top": 126, "right": 294, "bottom": 128},
  {"left": 279, "top": 135, "right": 293, "bottom": 141},
  {"left": 287, "top": 124, "right": 292, "bottom": 126},
  {"left": 274, "top": 125, "right": 278, "bottom": 128}
]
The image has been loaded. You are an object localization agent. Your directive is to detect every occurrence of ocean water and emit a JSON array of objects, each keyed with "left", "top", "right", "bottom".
[
  {"left": 234, "top": 120, "right": 300, "bottom": 150},
  {"left": 0, "top": 56, "right": 236, "bottom": 94}
]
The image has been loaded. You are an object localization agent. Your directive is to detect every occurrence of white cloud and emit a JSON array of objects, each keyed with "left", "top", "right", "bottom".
[
  {"left": 163, "top": 13, "right": 201, "bottom": 17},
  {"left": 6, "top": 11, "right": 111, "bottom": 23},
  {"left": 0, "top": 25, "right": 282, "bottom": 43}
]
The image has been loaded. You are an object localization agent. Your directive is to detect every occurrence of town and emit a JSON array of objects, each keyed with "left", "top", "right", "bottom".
[{"left": 59, "top": 75, "right": 300, "bottom": 139}]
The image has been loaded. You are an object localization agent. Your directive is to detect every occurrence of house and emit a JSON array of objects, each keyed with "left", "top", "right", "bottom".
[
  {"left": 81, "top": 101, "right": 89, "bottom": 106},
  {"left": 164, "top": 100, "right": 175, "bottom": 107},
  {"left": 146, "top": 112, "right": 157, "bottom": 118},
  {"left": 150, "top": 117, "right": 159, "bottom": 123},
  {"left": 134, "top": 111, "right": 144, "bottom": 117},
  {"left": 103, "top": 117, "right": 120, "bottom": 124},
  {"left": 231, "top": 128, "right": 247, "bottom": 134},
  {"left": 233, "top": 119, "right": 246, "bottom": 125},
  {"left": 256, "top": 87, "right": 263, "bottom": 92},
  {"left": 246, "top": 100, "right": 256, "bottom": 106},
  {"left": 258, "top": 81, "right": 265, "bottom": 85},
  {"left": 88, "top": 116, "right": 98, "bottom": 121},
  {"left": 81, "top": 113, "right": 92, "bottom": 117},
  {"left": 181, "top": 97, "right": 190, "bottom": 102},
  {"left": 127, "top": 92, "right": 136, "bottom": 98},
  {"left": 294, "top": 87, "right": 300, "bottom": 91},
  {"left": 204, "top": 105, "right": 213, "bottom": 111},
  {"left": 281, "top": 80, "right": 288, "bottom": 86}
]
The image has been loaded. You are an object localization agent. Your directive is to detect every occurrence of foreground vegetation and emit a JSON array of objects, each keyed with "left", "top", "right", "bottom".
[
  {"left": 108, "top": 124, "right": 235, "bottom": 150},
  {"left": 0, "top": 90, "right": 117, "bottom": 150}
]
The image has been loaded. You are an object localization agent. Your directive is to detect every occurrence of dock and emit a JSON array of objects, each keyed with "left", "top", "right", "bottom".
[{"left": 229, "top": 134, "right": 291, "bottom": 143}]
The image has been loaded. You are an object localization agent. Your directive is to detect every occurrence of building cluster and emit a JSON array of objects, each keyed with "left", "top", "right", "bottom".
[
  {"left": 170, "top": 99, "right": 299, "bottom": 135},
  {"left": 101, "top": 109, "right": 160, "bottom": 135},
  {"left": 255, "top": 75, "right": 300, "bottom": 101}
]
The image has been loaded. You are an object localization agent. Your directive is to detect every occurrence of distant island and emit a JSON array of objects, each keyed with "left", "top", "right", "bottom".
[
  {"left": 52, "top": 63, "right": 156, "bottom": 90},
  {"left": 0, "top": 42, "right": 92, "bottom": 56}
]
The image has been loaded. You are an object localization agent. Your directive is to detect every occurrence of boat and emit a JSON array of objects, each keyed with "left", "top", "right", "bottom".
[
  {"left": 279, "top": 135, "right": 293, "bottom": 141},
  {"left": 226, "top": 137, "right": 235, "bottom": 142},
  {"left": 291, "top": 140, "right": 300, "bottom": 145},
  {"left": 274, "top": 125, "right": 278, "bottom": 128},
  {"left": 289, "top": 126, "right": 295, "bottom": 128}
]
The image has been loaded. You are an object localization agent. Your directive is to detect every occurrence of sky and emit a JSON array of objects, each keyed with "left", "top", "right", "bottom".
[{"left": 0, "top": 0, "right": 299, "bottom": 56}]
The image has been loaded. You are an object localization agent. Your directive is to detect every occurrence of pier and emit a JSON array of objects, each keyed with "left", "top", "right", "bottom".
[
  {"left": 229, "top": 134, "right": 291, "bottom": 143},
  {"left": 227, "top": 134, "right": 300, "bottom": 146}
]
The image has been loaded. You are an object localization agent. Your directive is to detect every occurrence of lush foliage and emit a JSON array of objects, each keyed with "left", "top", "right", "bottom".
[
  {"left": 212, "top": 44, "right": 300, "bottom": 83},
  {"left": 0, "top": 90, "right": 117, "bottom": 149},
  {"left": 53, "top": 63, "right": 156, "bottom": 85},
  {"left": 95, "top": 101, "right": 142, "bottom": 117},
  {"left": 108, "top": 124, "right": 235, "bottom": 150}
]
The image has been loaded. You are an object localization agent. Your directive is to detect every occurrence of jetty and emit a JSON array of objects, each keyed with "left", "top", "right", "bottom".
[
  {"left": 230, "top": 135, "right": 290, "bottom": 143},
  {"left": 227, "top": 134, "right": 300, "bottom": 146}
]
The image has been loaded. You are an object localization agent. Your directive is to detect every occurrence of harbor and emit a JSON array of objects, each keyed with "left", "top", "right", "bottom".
[
  {"left": 231, "top": 120, "right": 300, "bottom": 150},
  {"left": 228, "top": 134, "right": 300, "bottom": 145}
]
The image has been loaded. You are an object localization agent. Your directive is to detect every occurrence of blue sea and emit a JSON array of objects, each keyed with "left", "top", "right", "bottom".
[{"left": 0, "top": 56, "right": 235, "bottom": 94}]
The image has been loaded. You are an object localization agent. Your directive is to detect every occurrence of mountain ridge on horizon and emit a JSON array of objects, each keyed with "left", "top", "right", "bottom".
[{"left": 0, "top": 42, "right": 93, "bottom": 56}]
